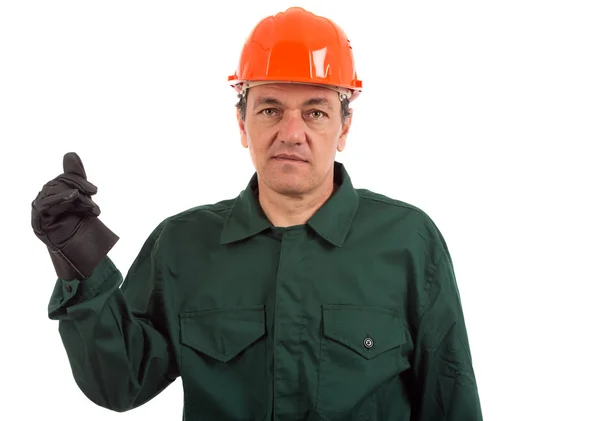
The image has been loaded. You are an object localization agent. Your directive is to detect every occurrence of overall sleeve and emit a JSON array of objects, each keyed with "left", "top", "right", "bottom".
[
  {"left": 47, "top": 220, "right": 180, "bottom": 412},
  {"left": 410, "top": 241, "right": 484, "bottom": 421}
]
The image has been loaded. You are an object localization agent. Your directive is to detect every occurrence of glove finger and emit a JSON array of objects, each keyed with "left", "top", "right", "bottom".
[
  {"left": 36, "top": 189, "right": 79, "bottom": 216},
  {"left": 31, "top": 202, "right": 44, "bottom": 233},
  {"left": 63, "top": 152, "right": 87, "bottom": 179},
  {"left": 71, "top": 195, "right": 101, "bottom": 217},
  {"left": 37, "top": 180, "right": 63, "bottom": 198},
  {"left": 54, "top": 173, "right": 98, "bottom": 196}
]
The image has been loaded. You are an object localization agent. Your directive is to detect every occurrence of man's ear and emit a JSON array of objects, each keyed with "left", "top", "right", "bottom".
[
  {"left": 337, "top": 110, "right": 352, "bottom": 152},
  {"left": 237, "top": 110, "right": 248, "bottom": 148}
]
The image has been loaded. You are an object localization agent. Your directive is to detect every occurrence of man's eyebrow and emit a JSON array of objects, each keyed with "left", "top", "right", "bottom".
[
  {"left": 252, "top": 96, "right": 334, "bottom": 109},
  {"left": 303, "top": 97, "right": 333, "bottom": 109},
  {"left": 253, "top": 96, "right": 284, "bottom": 109}
]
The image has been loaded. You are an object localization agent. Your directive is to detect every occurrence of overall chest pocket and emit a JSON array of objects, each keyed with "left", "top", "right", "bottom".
[
  {"left": 315, "top": 304, "right": 409, "bottom": 421},
  {"left": 179, "top": 305, "right": 267, "bottom": 421}
]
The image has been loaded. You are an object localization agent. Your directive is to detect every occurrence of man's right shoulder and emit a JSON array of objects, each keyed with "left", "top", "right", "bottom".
[
  {"left": 166, "top": 196, "right": 237, "bottom": 225},
  {"left": 148, "top": 195, "right": 239, "bottom": 241}
]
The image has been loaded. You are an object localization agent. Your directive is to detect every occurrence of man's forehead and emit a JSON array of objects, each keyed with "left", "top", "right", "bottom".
[{"left": 248, "top": 83, "right": 339, "bottom": 107}]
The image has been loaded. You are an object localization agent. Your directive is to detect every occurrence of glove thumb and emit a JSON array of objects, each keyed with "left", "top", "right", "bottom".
[{"left": 63, "top": 152, "right": 87, "bottom": 179}]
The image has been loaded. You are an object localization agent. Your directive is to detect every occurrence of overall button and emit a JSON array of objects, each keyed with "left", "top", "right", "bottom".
[{"left": 363, "top": 337, "right": 374, "bottom": 349}]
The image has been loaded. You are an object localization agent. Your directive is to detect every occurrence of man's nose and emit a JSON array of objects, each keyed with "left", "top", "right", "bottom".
[{"left": 277, "top": 110, "right": 306, "bottom": 144}]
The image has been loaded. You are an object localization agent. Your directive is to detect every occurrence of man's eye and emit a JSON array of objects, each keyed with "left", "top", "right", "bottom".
[
  {"left": 260, "top": 108, "right": 278, "bottom": 116},
  {"left": 308, "top": 110, "right": 327, "bottom": 119}
]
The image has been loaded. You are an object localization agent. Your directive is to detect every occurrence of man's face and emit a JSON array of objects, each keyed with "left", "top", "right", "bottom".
[{"left": 237, "top": 83, "right": 352, "bottom": 197}]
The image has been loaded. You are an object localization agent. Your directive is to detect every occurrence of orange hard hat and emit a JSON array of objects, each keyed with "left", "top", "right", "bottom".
[{"left": 228, "top": 7, "right": 363, "bottom": 102}]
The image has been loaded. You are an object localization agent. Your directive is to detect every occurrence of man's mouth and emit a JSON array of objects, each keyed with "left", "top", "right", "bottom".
[{"left": 273, "top": 154, "right": 307, "bottom": 162}]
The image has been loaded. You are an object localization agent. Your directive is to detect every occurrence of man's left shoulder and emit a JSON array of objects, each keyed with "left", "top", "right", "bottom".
[
  {"left": 357, "top": 188, "right": 426, "bottom": 213},
  {"left": 356, "top": 188, "right": 435, "bottom": 226},
  {"left": 355, "top": 188, "right": 449, "bottom": 252}
]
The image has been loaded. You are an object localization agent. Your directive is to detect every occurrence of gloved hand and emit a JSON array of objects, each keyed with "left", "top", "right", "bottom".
[{"left": 31, "top": 152, "right": 119, "bottom": 281}]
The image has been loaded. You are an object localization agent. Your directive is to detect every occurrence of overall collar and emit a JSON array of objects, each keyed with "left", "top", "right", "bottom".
[{"left": 220, "top": 161, "right": 359, "bottom": 247}]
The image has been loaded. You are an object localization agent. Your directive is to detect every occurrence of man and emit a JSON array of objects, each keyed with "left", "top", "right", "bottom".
[{"left": 32, "top": 7, "right": 483, "bottom": 421}]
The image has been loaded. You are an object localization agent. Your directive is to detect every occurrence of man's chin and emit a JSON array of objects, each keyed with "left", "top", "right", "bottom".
[{"left": 260, "top": 174, "right": 309, "bottom": 196}]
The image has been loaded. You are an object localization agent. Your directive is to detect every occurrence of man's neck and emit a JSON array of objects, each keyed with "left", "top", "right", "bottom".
[{"left": 257, "top": 179, "right": 337, "bottom": 228}]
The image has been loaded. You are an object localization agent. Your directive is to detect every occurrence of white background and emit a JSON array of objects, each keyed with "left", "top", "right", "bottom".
[{"left": 1, "top": 1, "right": 599, "bottom": 420}]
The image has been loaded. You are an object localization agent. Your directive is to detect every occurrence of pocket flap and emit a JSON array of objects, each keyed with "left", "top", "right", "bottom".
[
  {"left": 180, "top": 305, "right": 266, "bottom": 363},
  {"left": 322, "top": 304, "right": 406, "bottom": 360}
]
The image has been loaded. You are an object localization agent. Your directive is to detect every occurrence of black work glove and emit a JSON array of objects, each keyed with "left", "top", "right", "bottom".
[{"left": 31, "top": 152, "right": 119, "bottom": 281}]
